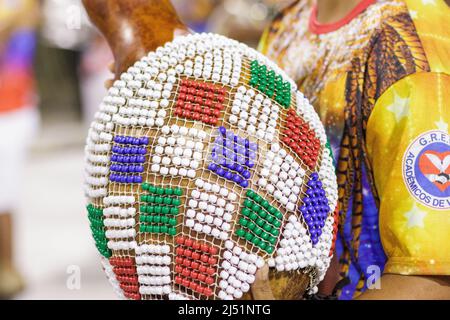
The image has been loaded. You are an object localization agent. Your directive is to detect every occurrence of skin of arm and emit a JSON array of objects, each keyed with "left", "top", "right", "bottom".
[
  {"left": 357, "top": 274, "right": 450, "bottom": 300},
  {"left": 251, "top": 264, "right": 276, "bottom": 300}
]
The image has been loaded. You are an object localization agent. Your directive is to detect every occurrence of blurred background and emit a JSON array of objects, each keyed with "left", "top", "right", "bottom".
[{"left": 0, "top": 0, "right": 293, "bottom": 300}]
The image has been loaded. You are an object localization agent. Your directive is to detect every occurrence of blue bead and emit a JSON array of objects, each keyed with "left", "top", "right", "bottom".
[
  {"left": 132, "top": 137, "right": 139, "bottom": 145},
  {"left": 235, "top": 164, "right": 243, "bottom": 173},
  {"left": 134, "top": 175, "right": 142, "bottom": 183},
  {"left": 240, "top": 180, "right": 249, "bottom": 188},
  {"left": 249, "top": 142, "right": 258, "bottom": 151},
  {"left": 224, "top": 171, "right": 233, "bottom": 180},
  {"left": 117, "top": 155, "right": 125, "bottom": 162},
  {"left": 218, "top": 126, "right": 226, "bottom": 136},
  {"left": 140, "top": 137, "right": 149, "bottom": 145},
  {"left": 232, "top": 174, "right": 241, "bottom": 183},
  {"left": 311, "top": 172, "right": 319, "bottom": 181},
  {"left": 242, "top": 170, "right": 251, "bottom": 179},
  {"left": 217, "top": 167, "right": 226, "bottom": 177},
  {"left": 208, "top": 163, "right": 217, "bottom": 171},
  {"left": 126, "top": 176, "right": 134, "bottom": 183},
  {"left": 137, "top": 155, "right": 145, "bottom": 163},
  {"left": 136, "top": 165, "right": 144, "bottom": 173},
  {"left": 111, "top": 155, "right": 117, "bottom": 161},
  {"left": 129, "top": 156, "right": 137, "bottom": 163},
  {"left": 120, "top": 175, "right": 127, "bottom": 183}
]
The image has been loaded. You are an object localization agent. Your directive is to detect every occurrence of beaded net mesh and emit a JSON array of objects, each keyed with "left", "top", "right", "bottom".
[{"left": 84, "top": 33, "right": 338, "bottom": 300}]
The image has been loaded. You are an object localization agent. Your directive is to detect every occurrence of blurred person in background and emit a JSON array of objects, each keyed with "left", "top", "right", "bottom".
[
  {"left": 0, "top": 0, "right": 39, "bottom": 299},
  {"left": 259, "top": 0, "right": 449, "bottom": 299}
]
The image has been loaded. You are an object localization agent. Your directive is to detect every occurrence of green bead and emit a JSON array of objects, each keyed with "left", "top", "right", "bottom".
[
  {"left": 161, "top": 225, "right": 168, "bottom": 233},
  {"left": 140, "top": 194, "right": 148, "bottom": 202},
  {"left": 252, "top": 203, "right": 261, "bottom": 213},
  {"left": 154, "top": 225, "right": 161, "bottom": 233},
  {"left": 241, "top": 208, "right": 251, "bottom": 217},
  {"left": 169, "top": 218, "right": 177, "bottom": 226},
  {"left": 256, "top": 218, "right": 265, "bottom": 227},
  {"left": 249, "top": 212, "right": 258, "bottom": 221},
  {"left": 147, "top": 206, "right": 155, "bottom": 214},
  {"left": 154, "top": 206, "right": 162, "bottom": 214},
  {"left": 261, "top": 200, "right": 270, "bottom": 209},
  {"left": 273, "top": 220, "right": 281, "bottom": 228},
  {"left": 245, "top": 232, "right": 253, "bottom": 242},
  {"left": 275, "top": 211, "right": 283, "bottom": 220},
  {"left": 147, "top": 195, "right": 155, "bottom": 203},
  {"left": 161, "top": 206, "right": 170, "bottom": 214},
  {"left": 266, "top": 246, "right": 274, "bottom": 254},
  {"left": 146, "top": 225, "right": 153, "bottom": 233},
  {"left": 254, "top": 194, "right": 262, "bottom": 203},
  {"left": 244, "top": 199, "right": 253, "bottom": 208},
  {"left": 263, "top": 223, "right": 272, "bottom": 232},
  {"left": 168, "top": 227, "right": 176, "bottom": 236},
  {"left": 247, "top": 222, "right": 256, "bottom": 230},
  {"left": 258, "top": 210, "right": 267, "bottom": 219},
  {"left": 156, "top": 187, "right": 164, "bottom": 195},
  {"left": 172, "top": 198, "right": 181, "bottom": 206},
  {"left": 235, "top": 229, "right": 246, "bottom": 237},
  {"left": 155, "top": 197, "right": 163, "bottom": 204},
  {"left": 170, "top": 207, "right": 179, "bottom": 215},
  {"left": 141, "top": 183, "right": 149, "bottom": 191},
  {"left": 140, "top": 205, "right": 147, "bottom": 213},
  {"left": 174, "top": 188, "right": 183, "bottom": 196},
  {"left": 246, "top": 190, "right": 255, "bottom": 199},
  {"left": 271, "top": 229, "right": 280, "bottom": 237},
  {"left": 163, "top": 197, "right": 172, "bottom": 205},
  {"left": 239, "top": 218, "right": 248, "bottom": 227},
  {"left": 154, "top": 215, "right": 161, "bottom": 223},
  {"left": 149, "top": 185, "right": 156, "bottom": 193},
  {"left": 268, "top": 206, "right": 277, "bottom": 215},
  {"left": 165, "top": 188, "right": 173, "bottom": 195},
  {"left": 259, "top": 242, "right": 267, "bottom": 250},
  {"left": 252, "top": 237, "right": 261, "bottom": 246},
  {"left": 268, "top": 236, "right": 277, "bottom": 245},
  {"left": 254, "top": 226, "right": 263, "bottom": 236},
  {"left": 161, "top": 216, "right": 169, "bottom": 224}
]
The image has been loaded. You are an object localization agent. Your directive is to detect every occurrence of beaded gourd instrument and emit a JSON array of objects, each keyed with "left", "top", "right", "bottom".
[{"left": 84, "top": 32, "right": 338, "bottom": 300}]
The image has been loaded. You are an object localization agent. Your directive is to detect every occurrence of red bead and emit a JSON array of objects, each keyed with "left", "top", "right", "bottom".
[
  {"left": 198, "top": 265, "right": 207, "bottom": 274},
  {"left": 183, "top": 249, "right": 192, "bottom": 257},
  {"left": 209, "top": 246, "right": 218, "bottom": 255},
  {"left": 175, "top": 265, "right": 183, "bottom": 273},
  {"left": 204, "top": 288, "right": 213, "bottom": 296},
  {"left": 208, "top": 257, "right": 217, "bottom": 265},
  {"left": 189, "top": 282, "right": 198, "bottom": 291},
  {"left": 205, "top": 276, "right": 214, "bottom": 285},
  {"left": 182, "top": 278, "right": 190, "bottom": 287},
  {"left": 191, "top": 261, "right": 200, "bottom": 270},
  {"left": 182, "top": 268, "right": 190, "bottom": 277},
  {"left": 192, "top": 252, "right": 200, "bottom": 260},
  {"left": 197, "top": 273, "right": 206, "bottom": 282},
  {"left": 175, "top": 256, "right": 183, "bottom": 264},
  {"left": 183, "top": 258, "right": 191, "bottom": 267},
  {"left": 176, "top": 247, "right": 184, "bottom": 255},
  {"left": 175, "top": 276, "right": 183, "bottom": 284},
  {"left": 200, "top": 244, "right": 209, "bottom": 252},
  {"left": 190, "top": 271, "right": 199, "bottom": 279},
  {"left": 184, "top": 239, "right": 193, "bottom": 247},
  {"left": 200, "top": 255, "right": 209, "bottom": 263},
  {"left": 192, "top": 241, "right": 200, "bottom": 250},
  {"left": 206, "top": 267, "right": 215, "bottom": 275},
  {"left": 196, "top": 286, "right": 204, "bottom": 294}
]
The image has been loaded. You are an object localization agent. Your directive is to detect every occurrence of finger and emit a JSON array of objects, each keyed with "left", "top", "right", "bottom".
[
  {"left": 108, "top": 61, "right": 115, "bottom": 73},
  {"left": 105, "top": 79, "right": 114, "bottom": 89}
]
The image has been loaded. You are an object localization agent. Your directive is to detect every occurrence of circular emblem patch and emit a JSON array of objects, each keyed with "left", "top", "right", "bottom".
[{"left": 402, "top": 130, "right": 450, "bottom": 210}]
